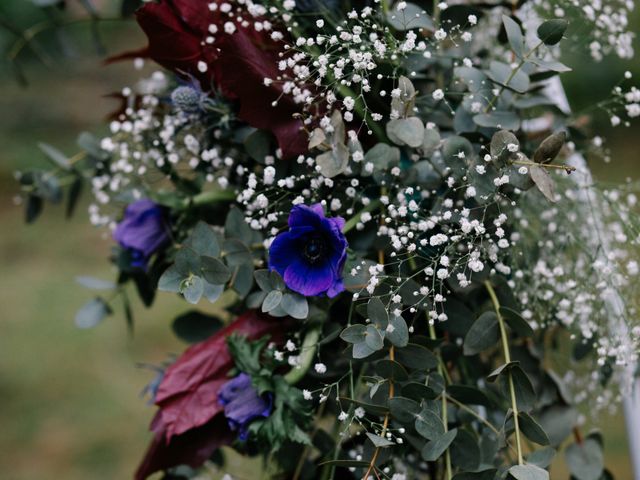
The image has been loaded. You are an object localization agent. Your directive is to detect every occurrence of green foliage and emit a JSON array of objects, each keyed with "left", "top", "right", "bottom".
[
  {"left": 227, "top": 335, "right": 313, "bottom": 450},
  {"left": 536, "top": 19, "right": 569, "bottom": 45}
]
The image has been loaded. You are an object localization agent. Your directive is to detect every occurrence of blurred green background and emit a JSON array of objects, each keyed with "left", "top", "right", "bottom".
[{"left": 0, "top": 2, "right": 637, "bottom": 479}]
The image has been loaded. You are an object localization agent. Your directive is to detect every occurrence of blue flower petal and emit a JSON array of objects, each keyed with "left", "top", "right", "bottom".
[
  {"left": 269, "top": 203, "right": 348, "bottom": 298},
  {"left": 268, "top": 232, "right": 303, "bottom": 276},
  {"left": 288, "top": 204, "right": 324, "bottom": 228},
  {"left": 218, "top": 373, "right": 272, "bottom": 441},
  {"left": 284, "top": 259, "right": 334, "bottom": 297}
]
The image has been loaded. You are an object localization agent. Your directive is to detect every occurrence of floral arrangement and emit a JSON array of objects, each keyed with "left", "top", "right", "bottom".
[{"left": 15, "top": 0, "right": 640, "bottom": 479}]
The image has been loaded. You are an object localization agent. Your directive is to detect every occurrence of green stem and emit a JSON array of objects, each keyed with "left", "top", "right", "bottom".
[
  {"left": 284, "top": 326, "right": 321, "bottom": 384},
  {"left": 181, "top": 189, "right": 236, "bottom": 209},
  {"left": 445, "top": 394, "right": 500, "bottom": 436},
  {"left": 484, "top": 40, "right": 544, "bottom": 113},
  {"left": 512, "top": 159, "right": 576, "bottom": 172},
  {"left": 428, "top": 322, "right": 452, "bottom": 480},
  {"left": 484, "top": 280, "right": 524, "bottom": 465}
]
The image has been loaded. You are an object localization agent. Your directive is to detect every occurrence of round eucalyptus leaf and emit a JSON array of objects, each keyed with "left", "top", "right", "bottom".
[{"left": 386, "top": 117, "right": 425, "bottom": 148}]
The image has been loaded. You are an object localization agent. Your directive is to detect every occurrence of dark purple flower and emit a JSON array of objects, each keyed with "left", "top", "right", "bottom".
[
  {"left": 113, "top": 199, "right": 170, "bottom": 268},
  {"left": 269, "top": 204, "right": 347, "bottom": 298},
  {"left": 218, "top": 373, "right": 272, "bottom": 440}
]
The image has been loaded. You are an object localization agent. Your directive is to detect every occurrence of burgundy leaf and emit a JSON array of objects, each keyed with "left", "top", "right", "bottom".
[
  {"left": 134, "top": 414, "right": 233, "bottom": 480},
  {"left": 110, "top": 0, "right": 311, "bottom": 157},
  {"left": 155, "top": 309, "right": 286, "bottom": 439}
]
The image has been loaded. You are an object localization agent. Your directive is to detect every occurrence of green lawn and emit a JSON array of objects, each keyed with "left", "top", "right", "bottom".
[{"left": 0, "top": 25, "right": 636, "bottom": 480}]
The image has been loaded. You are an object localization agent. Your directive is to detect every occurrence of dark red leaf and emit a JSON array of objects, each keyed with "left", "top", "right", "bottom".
[
  {"left": 110, "top": 0, "right": 310, "bottom": 158},
  {"left": 212, "top": 26, "right": 308, "bottom": 158},
  {"left": 155, "top": 309, "right": 287, "bottom": 439},
  {"left": 134, "top": 414, "right": 232, "bottom": 480}
]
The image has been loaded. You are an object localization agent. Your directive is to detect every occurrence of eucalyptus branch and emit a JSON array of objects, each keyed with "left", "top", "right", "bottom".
[
  {"left": 484, "top": 40, "right": 544, "bottom": 113},
  {"left": 445, "top": 394, "right": 500, "bottom": 436},
  {"left": 428, "top": 322, "right": 453, "bottom": 480},
  {"left": 484, "top": 280, "right": 524, "bottom": 465},
  {"left": 362, "top": 345, "right": 395, "bottom": 480},
  {"left": 512, "top": 159, "right": 576, "bottom": 173},
  {"left": 181, "top": 189, "right": 236, "bottom": 209}
]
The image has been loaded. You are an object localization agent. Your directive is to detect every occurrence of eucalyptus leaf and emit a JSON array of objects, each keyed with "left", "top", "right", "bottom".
[
  {"left": 341, "top": 324, "right": 367, "bottom": 343},
  {"left": 364, "top": 143, "right": 401, "bottom": 172},
  {"left": 386, "top": 315, "right": 409, "bottom": 347},
  {"left": 376, "top": 359, "right": 409, "bottom": 382},
  {"left": 565, "top": 436, "right": 604, "bottom": 480},
  {"left": 422, "top": 128, "right": 441, "bottom": 156},
  {"left": 387, "top": 3, "right": 434, "bottom": 31},
  {"left": 254, "top": 269, "right": 273, "bottom": 291},
  {"left": 368, "top": 297, "right": 389, "bottom": 329},
  {"left": 488, "top": 61, "right": 530, "bottom": 93},
  {"left": 175, "top": 247, "right": 201, "bottom": 275},
  {"left": 526, "top": 447, "right": 556, "bottom": 468},
  {"left": 395, "top": 343, "right": 438, "bottom": 370},
  {"left": 366, "top": 432, "right": 395, "bottom": 447},
  {"left": 389, "top": 396, "right": 420, "bottom": 423},
  {"left": 463, "top": 311, "right": 499, "bottom": 355},
  {"left": 415, "top": 406, "right": 444, "bottom": 440},
  {"left": 225, "top": 206, "right": 252, "bottom": 240},
  {"left": 518, "top": 412, "right": 550, "bottom": 445},
  {"left": 262, "top": 289, "right": 283, "bottom": 312},
  {"left": 187, "top": 221, "right": 220, "bottom": 257},
  {"left": 501, "top": 307, "right": 534, "bottom": 337},
  {"left": 386, "top": 117, "right": 425, "bottom": 148},
  {"left": 538, "top": 405, "right": 578, "bottom": 446},
  {"left": 38, "top": 142, "right": 70, "bottom": 170},
  {"left": 452, "top": 470, "right": 498, "bottom": 480},
  {"left": 536, "top": 19, "right": 568, "bottom": 46},
  {"left": 158, "top": 265, "right": 183, "bottom": 292},
  {"left": 353, "top": 341, "right": 377, "bottom": 359},
  {"left": 502, "top": 15, "right": 524, "bottom": 58},
  {"left": 316, "top": 143, "right": 349, "bottom": 178},
  {"left": 508, "top": 464, "right": 549, "bottom": 480},
  {"left": 448, "top": 385, "right": 493, "bottom": 407},
  {"left": 203, "top": 282, "right": 224, "bottom": 303},
  {"left": 364, "top": 324, "right": 384, "bottom": 351},
  {"left": 200, "top": 256, "right": 231, "bottom": 284},
  {"left": 181, "top": 275, "right": 204, "bottom": 304},
  {"left": 473, "top": 111, "right": 521, "bottom": 131},
  {"left": 421, "top": 429, "right": 457, "bottom": 462},
  {"left": 450, "top": 429, "right": 481, "bottom": 471},
  {"left": 223, "top": 238, "right": 253, "bottom": 266},
  {"left": 280, "top": 292, "right": 309, "bottom": 319},
  {"left": 529, "top": 165, "right": 556, "bottom": 202},
  {"left": 504, "top": 365, "right": 536, "bottom": 411},
  {"left": 402, "top": 382, "right": 439, "bottom": 401},
  {"left": 75, "top": 297, "right": 112, "bottom": 329}
]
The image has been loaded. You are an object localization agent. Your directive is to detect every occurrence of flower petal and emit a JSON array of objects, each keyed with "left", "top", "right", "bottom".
[
  {"left": 284, "top": 259, "right": 334, "bottom": 296},
  {"left": 268, "top": 232, "right": 302, "bottom": 276},
  {"left": 288, "top": 204, "right": 324, "bottom": 229}
]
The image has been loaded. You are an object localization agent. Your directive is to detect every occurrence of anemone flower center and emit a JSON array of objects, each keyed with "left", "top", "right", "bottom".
[{"left": 304, "top": 237, "right": 326, "bottom": 263}]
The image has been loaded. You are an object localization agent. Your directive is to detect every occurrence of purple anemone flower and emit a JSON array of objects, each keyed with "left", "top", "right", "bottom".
[
  {"left": 113, "top": 199, "right": 170, "bottom": 268},
  {"left": 269, "top": 203, "right": 347, "bottom": 298},
  {"left": 218, "top": 373, "right": 272, "bottom": 440}
]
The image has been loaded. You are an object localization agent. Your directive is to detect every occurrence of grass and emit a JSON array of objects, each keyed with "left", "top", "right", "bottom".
[{"left": 0, "top": 24, "right": 636, "bottom": 480}]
